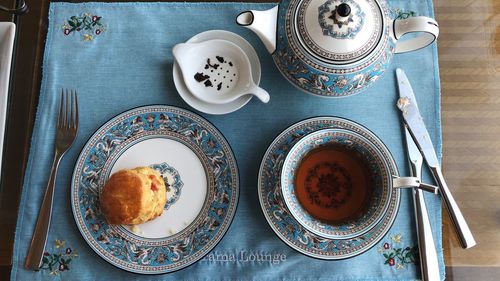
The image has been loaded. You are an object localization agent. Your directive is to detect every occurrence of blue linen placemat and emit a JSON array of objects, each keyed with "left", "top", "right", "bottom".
[{"left": 11, "top": 1, "right": 444, "bottom": 280}]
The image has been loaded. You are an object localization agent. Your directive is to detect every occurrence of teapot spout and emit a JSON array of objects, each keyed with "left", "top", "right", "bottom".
[{"left": 236, "top": 6, "right": 278, "bottom": 54}]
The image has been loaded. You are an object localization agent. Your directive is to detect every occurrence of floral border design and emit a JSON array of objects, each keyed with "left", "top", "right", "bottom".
[
  {"left": 40, "top": 240, "right": 78, "bottom": 276},
  {"left": 99, "top": 129, "right": 216, "bottom": 243},
  {"left": 281, "top": 129, "right": 389, "bottom": 239},
  {"left": 273, "top": 0, "right": 394, "bottom": 97},
  {"left": 296, "top": 0, "right": 383, "bottom": 62},
  {"left": 71, "top": 106, "right": 238, "bottom": 274},
  {"left": 273, "top": 2, "right": 420, "bottom": 97},
  {"left": 150, "top": 162, "right": 184, "bottom": 210},
  {"left": 318, "top": 0, "right": 365, "bottom": 39},
  {"left": 258, "top": 117, "right": 400, "bottom": 259},
  {"left": 378, "top": 234, "right": 419, "bottom": 270},
  {"left": 61, "top": 13, "right": 106, "bottom": 41}
]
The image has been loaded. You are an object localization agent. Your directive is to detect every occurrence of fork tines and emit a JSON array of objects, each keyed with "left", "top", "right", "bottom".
[{"left": 58, "top": 89, "right": 78, "bottom": 131}]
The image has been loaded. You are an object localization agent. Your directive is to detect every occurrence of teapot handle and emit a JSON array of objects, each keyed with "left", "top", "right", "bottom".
[{"left": 394, "top": 16, "right": 439, "bottom": 53}]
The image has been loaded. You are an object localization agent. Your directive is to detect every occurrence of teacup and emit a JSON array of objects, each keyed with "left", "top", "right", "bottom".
[{"left": 281, "top": 128, "right": 400, "bottom": 239}]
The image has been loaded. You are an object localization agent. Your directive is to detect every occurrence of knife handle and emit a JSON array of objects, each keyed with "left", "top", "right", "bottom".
[
  {"left": 413, "top": 188, "right": 441, "bottom": 281},
  {"left": 430, "top": 167, "right": 476, "bottom": 249}
]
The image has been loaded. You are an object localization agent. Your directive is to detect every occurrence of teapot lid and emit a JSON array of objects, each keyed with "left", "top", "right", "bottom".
[{"left": 295, "top": 0, "right": 384, "bottom": 64}]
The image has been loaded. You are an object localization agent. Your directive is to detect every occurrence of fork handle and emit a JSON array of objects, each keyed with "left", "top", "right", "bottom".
[
  {"left": 413, "top": 188, "right": 441, "bottom": 281},
  {"left": 25, "top": 154, "right": 62, "bottom": 270},
  {"left": 409, "top": 155, "right": 440, "bottom": 281}
]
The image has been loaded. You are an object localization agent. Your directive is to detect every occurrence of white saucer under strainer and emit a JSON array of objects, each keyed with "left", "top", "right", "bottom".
[{"left": 173, "top": 39, "right": 269, "bottom": 104}]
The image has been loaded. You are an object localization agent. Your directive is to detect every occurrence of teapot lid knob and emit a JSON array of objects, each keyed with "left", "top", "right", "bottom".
[{"left": 336, "top": 3, "right": 351, "bottom": 17}]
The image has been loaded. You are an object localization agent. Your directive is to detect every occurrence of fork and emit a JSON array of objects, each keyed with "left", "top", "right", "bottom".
[{"left": 25, "top": 89, "right": 78, "bottom": 270}]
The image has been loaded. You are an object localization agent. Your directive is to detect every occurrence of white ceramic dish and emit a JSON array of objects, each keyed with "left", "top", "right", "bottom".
[
  {"left": 173, "top": 30, "right": 261, "bottom": 115},
  {"left": 173, "top": 39, "right": 269, "bottom": 104},
  {"left": 71, "top": 105, "right": 239, "bottom": 274},
  {"left": 281, "top": 128, "right": 393, "bottom": 240},
  {"left": 111, "top": 136, "right": 209, "bottom": 239},
  {"left": 258, "top": 117, "right": 400, "bottom": 259},
  {"left": 0, "top": 22, "right": 16, "bottom": 176},
  {"left": 237, "top": 0, "right": 439, "bottom": 97}
]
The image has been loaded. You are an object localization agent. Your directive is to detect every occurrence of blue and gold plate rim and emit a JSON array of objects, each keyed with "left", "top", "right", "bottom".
[
  {"left": 257, "top": 116, "right": 400, "bottom": 260},
  {"left": 70, "top": 105, "right": 239, "bottom": 274}
]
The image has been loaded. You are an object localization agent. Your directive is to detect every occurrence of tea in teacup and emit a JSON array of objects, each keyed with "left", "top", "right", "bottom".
[
  {"left": 294, "top": 144, "right": 375, "bottom": 224},
  {"left": 281, "top": 128, "right": 393, "bottom": 239}
]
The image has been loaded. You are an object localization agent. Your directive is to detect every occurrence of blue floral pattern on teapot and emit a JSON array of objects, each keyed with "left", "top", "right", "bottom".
[{"left": 237, "top": 0, "right": 439, "bottom": 97}]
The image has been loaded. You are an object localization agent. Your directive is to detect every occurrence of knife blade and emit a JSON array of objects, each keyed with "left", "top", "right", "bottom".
[
  {"left": 396, "top": 68, "right": 476, "bottom": 249},
  {"left": 405, "top": 127, "right": 440, "bottom": 281}
]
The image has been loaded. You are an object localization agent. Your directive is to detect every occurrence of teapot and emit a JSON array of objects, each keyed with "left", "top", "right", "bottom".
[{"left": 236, "top": 0, "right": 439, "bottom": 97}]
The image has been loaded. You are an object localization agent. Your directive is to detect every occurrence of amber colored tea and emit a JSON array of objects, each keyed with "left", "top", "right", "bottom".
[{"left": 294, "top": 144, "right": 375, "bottom": 224}]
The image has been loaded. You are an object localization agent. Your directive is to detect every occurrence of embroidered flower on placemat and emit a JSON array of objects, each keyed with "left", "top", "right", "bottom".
[
  {"left": 392, "top": 8, "right": 417, "bottom": 20},
  {"left": 378, "top": 234, "right": 418, "bottom": 270},
  {"left": 61, "top": 13, "right": 106, "bottom": 41},
  {"left": 40, "top": 239, "right": 79, "bottom": 276}
]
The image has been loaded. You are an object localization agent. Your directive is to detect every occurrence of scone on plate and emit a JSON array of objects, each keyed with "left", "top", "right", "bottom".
[{"left": 100, "top": 167, "right": 167, "bottom": 225}]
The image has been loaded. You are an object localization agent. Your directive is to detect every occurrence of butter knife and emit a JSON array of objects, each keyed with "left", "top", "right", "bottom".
[
  {"left": 405, "top": 127, "right": 440, "bottom": 281},
  {"left": 396, "top": 68, "right": 476, "bottom": 249}
]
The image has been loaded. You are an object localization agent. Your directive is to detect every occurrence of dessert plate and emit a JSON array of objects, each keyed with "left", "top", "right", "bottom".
[
  {"left": 258, "top": 117, "right": 400, "bottom": 259},
  {"left": 173, "top": 30, "right": 261, "bottom": 115},
  {"left": 71, "top": 105, "right": 239, "bottom": 274}
]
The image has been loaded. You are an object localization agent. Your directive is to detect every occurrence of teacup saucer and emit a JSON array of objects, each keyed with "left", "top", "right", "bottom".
[
  {"left": 173, "top": 30, "right": 261, "bottom": 115},
  {"left": 258, "top": 117, "right": 400, "bottom": 259}
]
